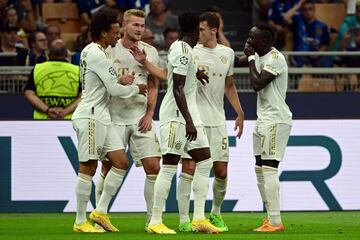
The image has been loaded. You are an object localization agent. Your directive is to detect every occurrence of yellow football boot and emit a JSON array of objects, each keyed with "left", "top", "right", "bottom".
[
  {"left": 89, "top": 210, "right": 119, "bottom": 232},
  {"left": 73, "top": 221, "right": 106, "bottom": 233},
  {"left": 147, "top": 223, "right": 176, "bottom": 234},
  {"left": 192, "top": 218, "right": 223, "bottom": 234}
]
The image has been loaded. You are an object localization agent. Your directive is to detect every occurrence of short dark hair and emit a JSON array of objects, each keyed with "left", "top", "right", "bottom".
[
  {"left": 205, "top": 5, "right": 223, "bottom": 15},
  {"left": 178, "top": 11, "right": 199, "bottom": 34},
  {"left": 254, "top": 23, "right": 275, "bottom": 43},
  {"left": 199, "top": 12, "right": 220, "bottom": 30},
  {"left": 163, "top": 27, "right": 178, "bottom": 38},
  {"left": 28, "top": 31, "right": 43, "bottom": 46},
  {"left": 90, "top": 7, "right": 118, "bottom": 41}
]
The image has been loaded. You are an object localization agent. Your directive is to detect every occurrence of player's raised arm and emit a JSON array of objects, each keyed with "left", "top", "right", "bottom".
[
  {"left": 244, "top": 42, "right": 275, "bottom": 92},
  {"left": 130, "top": 46, "right": 168, "bottom": 81}
]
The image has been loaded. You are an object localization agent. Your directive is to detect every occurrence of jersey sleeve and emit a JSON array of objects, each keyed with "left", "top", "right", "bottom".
[
  {"left": 227, "top": 49, "right": 235, "bottom": 76},
  {"left": 146, "top": 47, "right": 159, "bottom": 65},
  {"left": 169, "top": 42, "right": 191, "bottom": 76},
  {"left": 95, "top": 58, "right": 139, "bottom": 98},
  {"left": 262, "top": 52, "right": 285, "bottom": 76}
]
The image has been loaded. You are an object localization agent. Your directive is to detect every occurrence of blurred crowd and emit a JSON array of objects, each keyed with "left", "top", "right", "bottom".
[{"left": 1, "top": 0, "right": 360, "bottom": 69}]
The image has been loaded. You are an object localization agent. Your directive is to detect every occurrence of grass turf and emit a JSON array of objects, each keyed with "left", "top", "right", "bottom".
[{"left": 0, "top": 212, "right": 359, "bottom": 240}]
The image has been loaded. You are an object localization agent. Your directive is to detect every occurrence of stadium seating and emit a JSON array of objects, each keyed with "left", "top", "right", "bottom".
[
  {"left": 298, "top": 75, "right": 336, "bottom": 92},
  {"left": 61, "top": 33, "right": 78, "bottom": 52},
  {"left": 42, "top": 3, "right": 81, "bottom": 33},
  {"left": 315, "top": 3, "right": 347, "bottom": 31}
]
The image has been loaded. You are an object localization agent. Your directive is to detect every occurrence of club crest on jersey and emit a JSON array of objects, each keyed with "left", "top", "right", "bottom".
[
  {"left": 96, "top": 146, "right": 103, "bottom": 156},
  {"left": 180, "top": 56, "right": 188, "bottom": 65},
  {"left": 108, "top": 67, "right": 116, "bottom": 76},
  {"left": 220, "top": 55, "right": 228, "bottom": 64}
]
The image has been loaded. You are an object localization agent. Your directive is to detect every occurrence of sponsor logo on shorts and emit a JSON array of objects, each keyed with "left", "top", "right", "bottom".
[
  {"left": 96, "top": 146, "right": 103, "bottom": 156},
  {"left": 175, "top": 141, "right": 182, "bottom": 150}
]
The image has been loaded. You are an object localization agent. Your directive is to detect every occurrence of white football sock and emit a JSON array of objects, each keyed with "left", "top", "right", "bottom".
[
  {"left": 255, "top": 165, "right": 269, "bottom": 218},
  {"left": 211, "top": 177, "right": 227, "bottom": 216},
  {"left": 192, "top": 158, "right": 213, "bottom": 221},
  {"left": 150, "top": 165, "right": 177, "bottom": 225},
  {"left": 262, "top": 165, "right": 281, "bottom": 226},
  {"left": 95, "top": 172, "right": 105, "bottom": 207},
  {"left": 75, "top": 173, "right": 92, "bottom": 224},
  {"left": 144, "top": 174, "right": 157, "bottom": 225},
  {"left": 96, "top": 167, "right": 126, "bottom": 214},
  {"left": 177, "top": 172, "right": 193, "bottom": 224}
]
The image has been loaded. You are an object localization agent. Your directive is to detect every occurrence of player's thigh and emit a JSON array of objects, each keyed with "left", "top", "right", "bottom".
[
  {"left": 186, "top": 125, "right": 210, "bottom": 162},
  {"left": 103, "top": 124, "right": 128, "bottom": 169},
  {"left": 206, "top": 124, "right": 229, "bottom": 162},
  {"left": 255, "top": 123, "right": 291, "bottom": 162},
  {"left": 160, "top": 121, "right": 187, "bottom": 156},
  {"left": 73, "top": 118, "right": 107, "bottom": 163},
  {"left": 129, "top": 123, "right": 161, "bottom": 168}
]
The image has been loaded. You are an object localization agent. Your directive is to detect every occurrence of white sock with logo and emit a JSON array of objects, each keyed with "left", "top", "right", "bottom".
[
  {"left": 150, "top": 165, "right": 177, "bottom": 226},
  {"left": 192, "top": 158, "right": 213, "bottom": 221},
  {"left": 96, "top": 167, "right": 126, "bottom": 214},
  {"left": 75, "top": 173, "right": 92, "bottom": 224},
  {"left": 95, "top": 172, "right": 105, "bottom": 207},
  {"left": 255, "top": 165, "right": 269, "bottom": 218},
  {"left": 262, "top": 165, "right": 281, "bottom": 226},
  {"left": 177, "top": 172, "right": 193, "bottom": 224},
  {"left": 211, "top": 177, "right": 227, "bottom": 216},
  {"left": 144, "top": 174, "right": 157, "bottom": 225}
]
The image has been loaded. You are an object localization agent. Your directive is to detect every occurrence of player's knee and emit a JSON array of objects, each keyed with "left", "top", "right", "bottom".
[
  {"left": 182, "top": 160, "right": 196, "bottom": 175},
  {"left": 214, "top": 168, "right": 227, "bottom": 179}
]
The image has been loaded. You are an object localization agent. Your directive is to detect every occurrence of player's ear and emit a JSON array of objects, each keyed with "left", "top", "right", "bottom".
[{"left": 102, "top": 31, "right": 107, "bottom": 38}]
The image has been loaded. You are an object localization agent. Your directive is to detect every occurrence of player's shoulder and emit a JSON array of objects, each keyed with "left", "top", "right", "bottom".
[
  {"left": 170, "top": 40, "right": 190, "bottom": 55},
  {"left": 268, "top": 47, "right": 285, "bottom": 62},
  {"left": 139, "top": 41, "right": 156, "bottom": 51},
  {"left": 216, "top": 43, "right": 235, "bottom": 56},
  {"left": 84, "top": 42, "right": 112, "bottom": 61}
]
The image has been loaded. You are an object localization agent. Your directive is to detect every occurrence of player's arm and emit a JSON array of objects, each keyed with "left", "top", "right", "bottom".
[
  {"left": 138, "top": 74, "right": 158, "bottom": 133},
  {"left": 234, "top": 55, "right": 248, "bottom": 67},
  {"left": 173, "top": 73, "right": 197, "bottom": 141},
  {"left": 244, "top": 43, "right": 275, "bottom": 92},
  {"left": 225, "top": 75, "right": 244, "bottom": 138},
  {"left": 96, "top": 58, "right": 146, "bottom": 97},
  {"left": 129, "top": 46, "right": 167, "bottom": 81}
]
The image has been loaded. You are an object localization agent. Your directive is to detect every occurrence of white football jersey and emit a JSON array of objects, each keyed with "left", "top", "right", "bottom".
[
  {"left": 254, "top": 47, "right": 292, "bottom": 126},
  {"left": 159, "top": 40, "right": 203, "bottom": 126},
  {"left": 194, "top": 43, "right": 234, "bottom": 126},
  {"left": 72, "top": 42, "right": 139, "bottom": 125},
  {"left": 107, "top": 40, "right": 159, "bottom": 125}
]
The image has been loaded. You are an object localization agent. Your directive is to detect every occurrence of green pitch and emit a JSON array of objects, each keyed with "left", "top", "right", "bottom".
[{"left": 0, "top": 212, "right": 359, "bottom": 240}]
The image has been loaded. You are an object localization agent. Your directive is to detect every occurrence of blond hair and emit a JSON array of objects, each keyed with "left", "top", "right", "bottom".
[{"left": 123, "top": 9, "right": 146, "bottom": 23}]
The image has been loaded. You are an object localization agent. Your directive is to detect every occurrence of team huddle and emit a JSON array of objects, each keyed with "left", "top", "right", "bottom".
[{"left": 71, "top": 7, "right": 292, "bottom": 235}]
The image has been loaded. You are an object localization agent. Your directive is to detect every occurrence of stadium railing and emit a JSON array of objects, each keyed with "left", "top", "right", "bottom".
[{"left": 1, "top": 52, "right": 360, "bottom": 94}]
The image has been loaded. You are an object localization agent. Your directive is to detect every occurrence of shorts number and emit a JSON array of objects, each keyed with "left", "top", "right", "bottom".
[{"left": 222, "top": 137, "right": 227, "bottom": 150}]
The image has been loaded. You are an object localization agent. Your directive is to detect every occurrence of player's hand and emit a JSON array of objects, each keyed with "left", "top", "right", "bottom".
[
  {"left": 137, "top": 84, "right": 148, "bottom": 96},
  {"left": 119, "top": 71, "right": 135, "bottom": 85},
  {"left": 196, "top": 69, "right": 209, "bottom": 85},
  {"left": 138, "top": 113, "right": 153, "bottom": 133},
  {"left": 234, "top": 114, "right": 244, "bottom": 139},
  {"left": 244, "top": 42, "right": 255, "bottom": 57},
  {"left": 129, "top": 46, "right": 147, "bottom": 65},
  {"left": 185, "top": 120, "right": 197, "bottom": 141}
]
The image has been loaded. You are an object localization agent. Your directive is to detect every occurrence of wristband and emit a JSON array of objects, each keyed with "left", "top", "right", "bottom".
[{"left": 247, "top": 55, "right": 255, "bottom": 62}]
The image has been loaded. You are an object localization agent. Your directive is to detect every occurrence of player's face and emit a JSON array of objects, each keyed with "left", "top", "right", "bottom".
[
  {"left": 106, "top": 23, "right": 121, "bottom": 47},
  {"left": 198, "top": 21, "right": 216, "bottom": 44},
  {"left": 124, "top": 15, "right": 145, "bottom": 42},
  {"left": 246, "top": 27, "right": 261, "bottom": 52}
]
